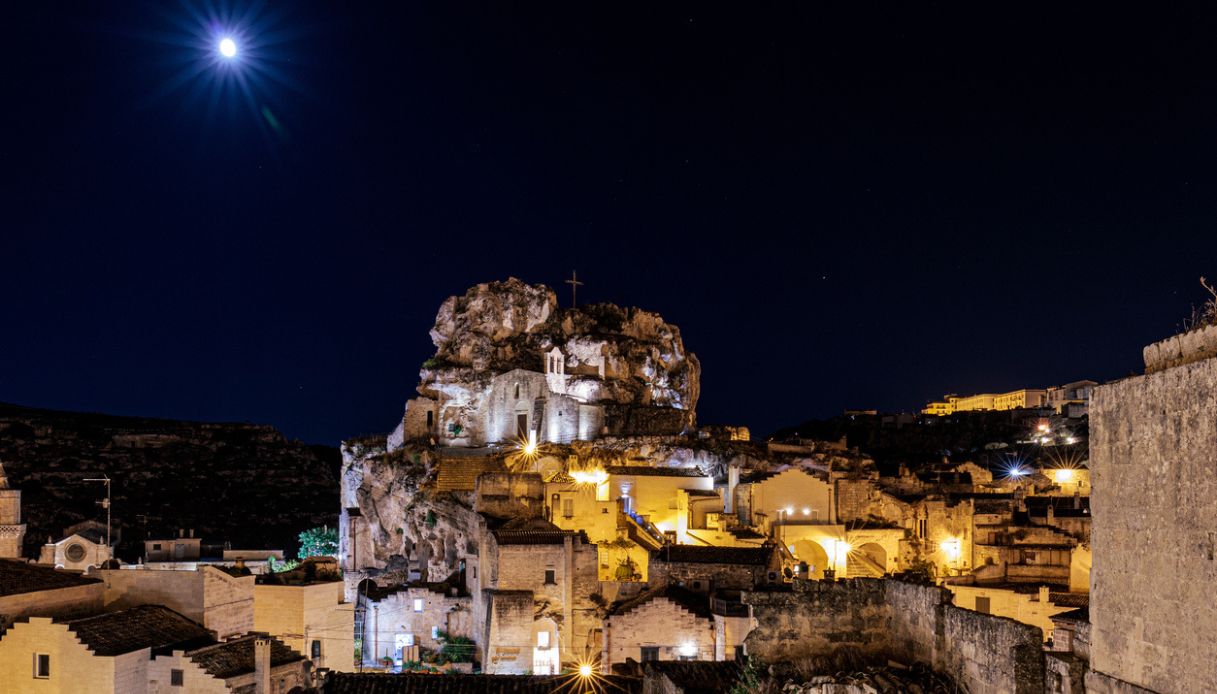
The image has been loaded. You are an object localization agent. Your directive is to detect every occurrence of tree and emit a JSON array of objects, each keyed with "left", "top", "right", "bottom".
[{"left": 298, "top": 525, "right": 339, "bottom": 559}]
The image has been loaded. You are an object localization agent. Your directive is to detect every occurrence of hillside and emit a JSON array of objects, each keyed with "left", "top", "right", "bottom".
[{"left": 0, "top": 402, "right": 338, "bottom": 560}]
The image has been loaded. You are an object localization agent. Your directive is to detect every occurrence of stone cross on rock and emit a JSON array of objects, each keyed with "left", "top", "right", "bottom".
[{"left": 565, "top": 270, "right": 584, "bottom": 307}]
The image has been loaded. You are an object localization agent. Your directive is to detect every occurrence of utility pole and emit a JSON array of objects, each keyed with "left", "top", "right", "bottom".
[{"left": 84, "top": 475, "right": 112, "bottom": 555}]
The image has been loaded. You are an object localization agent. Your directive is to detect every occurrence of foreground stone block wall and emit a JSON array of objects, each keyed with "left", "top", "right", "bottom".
[
  {"left": 1089, "top": 351, "right": 1217, "bottom": 694},
  {"left": 743, "top": 578, "right": 1044, "bottom": 694}
]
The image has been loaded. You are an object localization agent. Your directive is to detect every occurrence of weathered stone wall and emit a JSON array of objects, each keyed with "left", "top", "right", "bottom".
[
  {"left": 938, "top": 604, "right": 1044, "bottom": 694},
  {"left": 475, "top": 473, "right": 544, "bottom": 520},
  {"left": 603, "top": 596, "right": 717, "bottom": 665},
  {"left": 1089, "top": 354, "right": 1217, "bottom": 694},
  {"left": 743, "top": 578, "right": 1045, "bottom": 694},
  {"left": 743, "top": 579, "right": 891, "bottom": 662}
]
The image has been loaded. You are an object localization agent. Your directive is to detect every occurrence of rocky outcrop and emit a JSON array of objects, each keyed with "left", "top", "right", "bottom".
[
  {"left": 0, "top": 402, "right": 337, "bottom": 559},
  {"left": 420, "top": 278, "right": 700, "bottom": 414},
  {"left": 339, "top": 441, "right": 485, "bottom": 584}
]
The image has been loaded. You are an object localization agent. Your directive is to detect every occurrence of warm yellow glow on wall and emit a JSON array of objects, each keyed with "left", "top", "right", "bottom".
[
  {"left": 939, "top": 538, "right": 962, "bottom": 562},
  {"left": 1054, "top": 468, "right": 1075, "bottom": 483},
  {"left": 570, "top": 468, "right": 608, "bottom": 486}
]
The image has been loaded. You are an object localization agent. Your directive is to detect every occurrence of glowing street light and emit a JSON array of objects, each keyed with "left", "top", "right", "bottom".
[
  {"left": 578, "top": 663, "right": 594, "bottom": 677},
  {"left": 218, "top": 37, "right": 237, "bottom": 58}
]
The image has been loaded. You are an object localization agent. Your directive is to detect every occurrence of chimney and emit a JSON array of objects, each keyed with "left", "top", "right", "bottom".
[
  {"left": 189, "top": 528, "right": 195, "bottom": 538},
  {"left": 179, "top": 528, "right": 185, "bottom": 538},
  {"left": 254, "top": 637, "right": 272, "bottom": 694}
]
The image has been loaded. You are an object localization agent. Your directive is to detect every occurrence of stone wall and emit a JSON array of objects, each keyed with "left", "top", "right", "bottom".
[
  {"left": 742, "top": 578, "right": 1045, "bottom": 694},
  {"left": 475, "top": 473, "right": 545, "bottom": 520},
  {"left": 603, "top": 596, "right": 717, "bottom": 665},
  {"left": 1088, "top": 353, "right": 1217, "bottom": 693}
]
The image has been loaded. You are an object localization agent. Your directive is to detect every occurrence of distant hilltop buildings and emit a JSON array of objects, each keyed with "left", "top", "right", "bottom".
[{"left": 922, "top": 380, "right": 1098, "bottom": 417}]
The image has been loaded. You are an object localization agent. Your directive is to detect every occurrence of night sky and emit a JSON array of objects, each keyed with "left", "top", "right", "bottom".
[{"left": 7, "top": 3, "right": 1217, "bottom": 445}]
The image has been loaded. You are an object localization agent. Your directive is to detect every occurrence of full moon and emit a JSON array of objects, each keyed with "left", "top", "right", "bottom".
[{"left": 218, "top": 38, "right": 237, "bottom": 58}]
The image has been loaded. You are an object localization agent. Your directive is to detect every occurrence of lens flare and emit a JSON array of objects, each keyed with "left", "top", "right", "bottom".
[{"left": 218, "top": 37, "right": 237, "bottom": 57}]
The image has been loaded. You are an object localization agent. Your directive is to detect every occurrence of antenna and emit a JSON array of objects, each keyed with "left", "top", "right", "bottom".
[{"left": 83, "top": 475, "right": 112, "bottom": 555}]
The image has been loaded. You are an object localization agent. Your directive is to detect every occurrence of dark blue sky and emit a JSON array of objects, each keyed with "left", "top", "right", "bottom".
[{"left": 6, "top": 3, "right": 1217, "bottom": 444}]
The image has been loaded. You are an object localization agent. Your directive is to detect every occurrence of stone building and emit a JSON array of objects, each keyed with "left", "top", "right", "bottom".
[
  {"left": 0, "top": 559, "right": 104, "bottom": 632},
  {"left": 39, "top": 520, "right": 113, "bottom": 571},
  {"left": 148, "top": 634, "right": 310, "bottom": 694},
  {"left": 0, "top": 605, "right": 213, "bottom": 694},
  {"left": 473, "top": 517, "right": 600, "bottom": 674},
  {"left": 0, "top": 462, "right": 27, "bottom": 559},
  {"left": 1086, "top": 327, "right": 1217, "bottom": 693},
  {"left": 143, "top": 529, "right": 203, "bottom": 562},
  {"left": 254, "top": 559, "right": 355, "bottom": 673},
  {"left": 93, "top": 564, "right": 255, "bottom": 640},
  {"left": 602, "top": 585, "right": 718, "bottom": 666},
  {"left": 356, "top": 572, "right": 473, "bottom": 668}
]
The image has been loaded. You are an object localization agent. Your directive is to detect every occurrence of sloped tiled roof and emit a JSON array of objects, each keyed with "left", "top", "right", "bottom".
[
  {"left": 0, "top": 559, "right": 101, "bottom": 597},
  {"left": 491, "top": 517, "right": 587, "bottom": 545},
  {"left": 610, "top": 584, "right": 713, "bottom": 620},
  {"left": 645, "top": 660, "right": 744, "bottom": 694},
  {"left": 320, "top": 672, "right": 642, "bottom": 693},
  {"left": 188, "top": 634, "right": 305, "bottom": 680},
  {"left": 64, "top": 605, "right": 212, "bottom": 656},
  {"left": 656, "top": 544, "right": 775, "bottom": 566}
]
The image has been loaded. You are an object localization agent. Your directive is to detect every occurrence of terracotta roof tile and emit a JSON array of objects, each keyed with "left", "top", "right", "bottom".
[
  {"left": 64, "top": 605, "right": 212, "bottom": 656},
  {"left": 0, "top": 559, "right": 101, "bottom": 598}
]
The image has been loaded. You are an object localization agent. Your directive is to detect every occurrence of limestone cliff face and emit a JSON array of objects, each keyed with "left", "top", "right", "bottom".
[
  {"left": 339, "top": 440, "right": 483, "bottom": 582},
  {"left": 420, "top": 278, "right": 701, "bottom": 415}
]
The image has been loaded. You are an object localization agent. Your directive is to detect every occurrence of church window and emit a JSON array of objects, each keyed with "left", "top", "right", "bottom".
[
  {"left": 171, "top": 669, "right": 184, "bottom": 686},
  {"left": 413, "top": 598, "right": 424, "bottom": 612},
  {"left": 34, "top": 654, "right": 51, "bottom": 678},
  {"left": 514, "top": 383, "right": 520, "bottom": 399},
  {"left": 65, "top": 543, "right": 86, "bottom": 563}
]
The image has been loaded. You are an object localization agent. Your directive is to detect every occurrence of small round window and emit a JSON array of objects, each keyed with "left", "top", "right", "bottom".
[{"left": 65, "top": 543, "right": 87, "bottom": 563}]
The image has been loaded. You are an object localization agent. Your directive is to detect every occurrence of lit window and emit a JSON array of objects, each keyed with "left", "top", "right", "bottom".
[
  {"left": 413, "top": 598, "right": 424, "bottom": 612},
  {"left": 34, "top": 653, "right": 50, "bottom": 678},
  {"left": 431, "top": 626, "right": 439, "bottom": 639},
  {"left": 537, "top": 631, "right": 550, "bottom": 648},
  {"left": 171, "top": 669, "right": 184, "bottom": 686}
]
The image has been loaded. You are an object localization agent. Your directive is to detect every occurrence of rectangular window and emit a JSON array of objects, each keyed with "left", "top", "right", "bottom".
[
  {"left": 640, "top": 646, "right": 659, "bottom": 662},
  {"left": 413, "top": 598, "right": 424, "bottom": 612},
  {"left": 171, "top": 669, "right": 184, "bottom": 686},
  {"left": 34, "top": 653, "right": 50, "bottom": 678},
  {"left": 562, "top": 499, "right": 574, "bottom": 518},
  {"left": 152, "top": 543, "right": 162, "bottom": 550},
  {"left": 431, "top": 625, "right": 439, "bottom": 640},
  {"left": 311, "top": 640, "right": 321, "bottom": 658},
  {"left": 544, "top": 569, "right": 556, "bottom": 585},
  {"left": 537, "top": 631, "right": 550, "bottom": 647}
]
